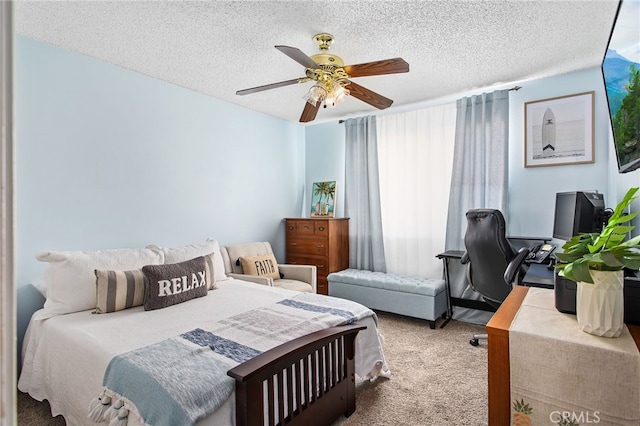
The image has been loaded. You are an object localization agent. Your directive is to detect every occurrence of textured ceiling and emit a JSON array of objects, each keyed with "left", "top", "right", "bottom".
[{"left": 15, "top": 0, "right": 620, "bottom": 125}]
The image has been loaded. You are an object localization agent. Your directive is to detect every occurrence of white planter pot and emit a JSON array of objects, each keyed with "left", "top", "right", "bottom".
[{"left": 576, "top": 270, "right": 624, "bottom": 337}]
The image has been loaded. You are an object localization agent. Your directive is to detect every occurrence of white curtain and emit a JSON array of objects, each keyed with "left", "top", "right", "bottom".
[
  {"left": 377, "top": 104, "right": 456, "bottom": 277},
  {"left": 344, "top": 116, "right": 386, "bottom": 271}
]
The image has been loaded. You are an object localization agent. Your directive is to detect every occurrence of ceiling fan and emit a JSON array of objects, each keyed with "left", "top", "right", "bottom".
[{"left": 236, "top": 33, "right": 410, "bottom": 123}]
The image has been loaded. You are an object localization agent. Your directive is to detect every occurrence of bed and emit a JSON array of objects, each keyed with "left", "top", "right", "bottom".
[{"left": 18, "top": 242, "right": 389, "bottom": 426}]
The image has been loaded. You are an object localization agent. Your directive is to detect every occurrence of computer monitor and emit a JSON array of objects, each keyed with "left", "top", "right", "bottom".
[{"left": 553, "top": 191, "right": 606, "bottom": 241}]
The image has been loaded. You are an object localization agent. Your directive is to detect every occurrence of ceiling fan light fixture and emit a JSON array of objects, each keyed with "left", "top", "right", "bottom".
[
  {"left": 237, "top": 33, "right": 409, "bottom": 122},
  {"left": 304, "top": 83, "right": 327, "bottom": 106},
  {"left": 324, "top": 83, "right": 349, "bottom": 108},
  {"left": 334, "top": 84, "right": 349, "bottom": 102}
]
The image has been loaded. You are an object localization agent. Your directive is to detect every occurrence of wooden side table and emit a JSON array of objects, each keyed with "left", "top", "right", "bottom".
[{"left": 486, "top": 286, "right": 640, "bottom": 424}]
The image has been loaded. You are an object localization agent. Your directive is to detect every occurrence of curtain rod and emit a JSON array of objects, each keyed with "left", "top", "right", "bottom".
[{"left": 338, "top": 85, "right": 522, "bottom": 123}]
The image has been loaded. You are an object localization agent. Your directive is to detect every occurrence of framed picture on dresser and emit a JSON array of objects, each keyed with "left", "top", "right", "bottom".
[{"left": 310, "top": 181, "right": 336, "bottom": 218}]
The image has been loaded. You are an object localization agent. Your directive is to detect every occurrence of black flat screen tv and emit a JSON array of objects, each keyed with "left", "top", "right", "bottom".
[
  {"left": 601, "top": 0, "right": 640, "bottom": 173},
  {"left": 553, "top": 191, "right": 606, "bottom": 241}
]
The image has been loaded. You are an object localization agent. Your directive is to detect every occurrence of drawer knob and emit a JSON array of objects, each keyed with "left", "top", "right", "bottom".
[
  {"left": 316, "top": 244, "right": 324, "bottom": 249},
  {"left": 288, "top": 225, "right": 294, "bottom": 230},
  {"left": 290, "top": 242, "right": 297, "bottom": 246},
  {"left": 318, "top": 226, "right": 325, "bottom": 231}
]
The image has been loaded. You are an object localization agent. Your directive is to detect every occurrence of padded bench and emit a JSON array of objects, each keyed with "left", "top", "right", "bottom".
[{"left": 327, "top": 268, "right": 448, "bottom": 329}]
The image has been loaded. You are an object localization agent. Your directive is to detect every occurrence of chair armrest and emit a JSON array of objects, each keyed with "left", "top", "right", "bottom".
[
  {"left": 278, "top": 264, "right": 317, "bottom": 293},
  {"left": 227, "top": 273, "right": 273, "bottom": 287},
  {"left": 504, "top": 247, "right": 530, "bottom": 285}
]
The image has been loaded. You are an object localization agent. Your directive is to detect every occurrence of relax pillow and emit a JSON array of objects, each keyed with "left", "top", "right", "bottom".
[
  {"left": 239, "top": 254, "right": 280, "bottom": 280},
  {"left": 36, "top": 248, "right": 164, "bottom": 318},
  {"left": 147, "top": 239, "right": 227, "bottom": 284},
  {"left": 142, "top": 256, "right": 209, "bottom": 311},
  {"left": 94, "top": 269, "right": 145, "bottom": 314}
]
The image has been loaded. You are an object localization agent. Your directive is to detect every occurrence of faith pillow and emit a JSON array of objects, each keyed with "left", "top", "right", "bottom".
[{"left": 239, "top": 254, "right": 280, "bottom": 280}]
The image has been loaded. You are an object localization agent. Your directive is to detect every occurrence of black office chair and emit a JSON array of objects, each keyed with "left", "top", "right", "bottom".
[{"left": 461, "top": 209, "right": 531, "bottom": 346}]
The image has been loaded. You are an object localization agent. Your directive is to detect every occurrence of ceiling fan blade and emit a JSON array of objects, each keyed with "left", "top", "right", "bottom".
[
  {"left": 236, "top": 78, "right": 306, "bottom": 95},
  {"left": 300, "top": 101, "right": 321, "bottom": 123},
  {"left": 344, "top": 58, "right": 409, "bottom": 78},
  {"left": 275, "top": 45, "right": 318, "bottom": 69},
  {"left": 347, "top": 81, "right": 393, "bottom": 110}
]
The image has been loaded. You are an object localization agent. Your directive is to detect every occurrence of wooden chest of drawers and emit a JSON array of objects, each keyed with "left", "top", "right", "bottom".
[{"left": 284, "top": 218, "right": 349, "bottom": 295}]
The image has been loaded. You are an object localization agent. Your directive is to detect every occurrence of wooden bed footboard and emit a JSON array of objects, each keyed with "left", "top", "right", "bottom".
[{"left": 227, "top": 324, "right": 366, "bottom": 426}]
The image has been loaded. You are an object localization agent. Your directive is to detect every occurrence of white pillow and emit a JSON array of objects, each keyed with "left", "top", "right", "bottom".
[
  {"left": 32, "top": 279, "right": 47, "bottom": 297},
  {"left": 146, "top": 238, "right": 227, "bottom": 284},
  {"left": 36, "top": 248, "right": 164, "bottom": 319}
]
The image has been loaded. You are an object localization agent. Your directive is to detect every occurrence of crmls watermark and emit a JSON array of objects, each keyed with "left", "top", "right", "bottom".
[{"left": 550, "top": 411, "right": 601, "bottom": 424}]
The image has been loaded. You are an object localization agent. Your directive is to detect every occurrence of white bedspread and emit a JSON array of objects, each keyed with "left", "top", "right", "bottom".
[{"left": 19, "top": 278, "right": 389, "bottom": 425}]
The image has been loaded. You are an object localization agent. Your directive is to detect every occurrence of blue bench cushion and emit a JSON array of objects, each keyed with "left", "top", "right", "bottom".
[{"left": 327, "top": 269, "right": 445, "bottom": 297}]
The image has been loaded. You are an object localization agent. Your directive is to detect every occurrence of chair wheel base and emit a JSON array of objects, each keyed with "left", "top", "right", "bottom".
[{"left": 469, "top": 338, "right": 479, "bottom": 346}]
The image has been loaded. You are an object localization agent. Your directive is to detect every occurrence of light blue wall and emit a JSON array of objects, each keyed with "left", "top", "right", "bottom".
[
  {"left": 507, "top": 67, "right": 612, "bottom": 241},
  {"left": 305, "top": 67, "right": 640, "bottom": 245},
  {"left": 304, "top": 121, "right": 345, "bottom": 218},
  {"left": 15, "top": 36, "right": 305, "bottom": 353},
  {"left": 17, "top": 34, "right": 640, "bottom": 364},
  {"left": 509, "top": 67, "right": 640, "bottom": 240}
]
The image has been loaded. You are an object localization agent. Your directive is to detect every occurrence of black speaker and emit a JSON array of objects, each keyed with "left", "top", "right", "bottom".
[
  {"left": 625, "top": 277, "right": 640, "bottom": 325},
  {"left": 554, "top": 271, "right": 577, "bottom": 314},
  {"left": 554, "top": 271, "right": 640, "bottom": 325}
]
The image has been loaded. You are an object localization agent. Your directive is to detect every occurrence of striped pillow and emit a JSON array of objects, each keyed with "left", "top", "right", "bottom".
[
  {"left": 94, "top": 269, "right": 145, "bottom": 314},
  {"left": 203, "top": 252, "right": 217, "bottom": 290}
]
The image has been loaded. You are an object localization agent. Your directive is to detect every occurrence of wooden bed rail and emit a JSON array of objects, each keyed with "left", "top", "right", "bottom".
[{"left": 227, "top": 324, "right": 366, "bottom": 426}]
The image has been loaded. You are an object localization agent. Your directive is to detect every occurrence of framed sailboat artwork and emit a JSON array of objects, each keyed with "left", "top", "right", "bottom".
[{"left": 524, "top": 91, "right": 595, "bottom": 167}]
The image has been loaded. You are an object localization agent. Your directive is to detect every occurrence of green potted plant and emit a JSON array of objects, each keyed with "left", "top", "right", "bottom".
[{"left": 554, "top": 187, "right": 640, "bottom": 337}]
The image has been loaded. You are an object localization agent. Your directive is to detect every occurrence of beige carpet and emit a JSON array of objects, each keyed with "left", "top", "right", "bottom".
[{"left": 17, "top": 312, "right": 488, "bottom": 426}]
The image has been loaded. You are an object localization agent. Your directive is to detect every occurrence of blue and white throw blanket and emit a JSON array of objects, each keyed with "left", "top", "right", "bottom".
[{"left": 88, "top": 293, "right": 376, "bottom": 426}]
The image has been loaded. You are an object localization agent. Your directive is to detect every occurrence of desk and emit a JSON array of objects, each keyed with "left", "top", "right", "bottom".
[
  {"left": 436, "top": 250, "right": 496, "bottom": 328},
  {"left": 521, "top": 263, "right": 554, "bottom": 289},
  {"left": 486, "top": 286, "right": 640, "bottom": 425},
  {"left": 437, "top": 237, "right": 553, "bottom": 311},
  {"left": 436, "top": 249, "right": 553, "bottom": 326}
]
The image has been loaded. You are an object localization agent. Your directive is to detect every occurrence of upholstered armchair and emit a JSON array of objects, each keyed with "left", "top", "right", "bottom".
[{"left": 220, "top": 241, "right": 317, "bottom": 293}]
